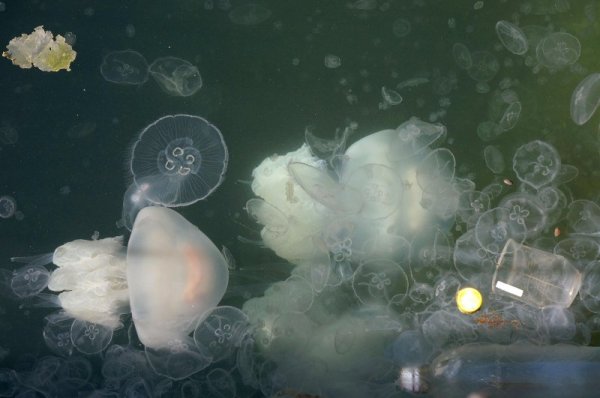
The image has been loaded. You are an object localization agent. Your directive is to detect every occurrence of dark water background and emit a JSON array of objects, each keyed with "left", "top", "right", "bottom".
[{"left": 1, "top": 0, "right": 600, "bottom": 395}]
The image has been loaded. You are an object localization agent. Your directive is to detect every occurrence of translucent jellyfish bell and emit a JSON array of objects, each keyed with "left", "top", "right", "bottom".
[
  {"left": 127, "top": 206, "right": 229, "bottom": 349},
  {"left": 389, "top": 117, "right": 446, "bottom": 160},
  {"left": 288, "top": 161, "right": 363, "bottom": 214},
  {"left": 130, "top": 114, "right": 228, "bottom": 207}
]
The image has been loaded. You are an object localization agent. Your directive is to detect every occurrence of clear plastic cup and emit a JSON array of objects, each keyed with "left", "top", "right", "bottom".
[{"left": 492, "top": 239, "right": 581, "bottom": 308}]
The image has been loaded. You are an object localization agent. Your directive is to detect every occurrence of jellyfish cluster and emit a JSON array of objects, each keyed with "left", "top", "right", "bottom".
[
  {"left": 231, "top": 118, "right": 600, "bottom": 396},
  {"left": 5, "top": 1, "right": 600, "bottom": 397},
  {"left": 100, "top": 50, "right": 203, "bottom": 96}
]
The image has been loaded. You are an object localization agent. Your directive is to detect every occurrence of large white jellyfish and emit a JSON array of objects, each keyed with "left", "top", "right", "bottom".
[
  {"left": 248, "top": 117, "right": 458, "bottom": 273},
  {"left": 33, "top": 206, "right": 229, "bottom": 379},
  {"left": 121, "top": 114, "right": 228, "bottom": 230}
]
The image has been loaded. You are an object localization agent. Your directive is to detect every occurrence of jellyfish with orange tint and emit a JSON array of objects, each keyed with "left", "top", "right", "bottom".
[{"left": 16, "top": 206, "right": 229, "bottom": 380}]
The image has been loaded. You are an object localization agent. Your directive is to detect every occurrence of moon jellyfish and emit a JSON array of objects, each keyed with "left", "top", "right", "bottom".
[
  {"left": 128, "top": 206, "right": 229, "bottom": 350},
  {"left": 129, "top": 114, "right": 228, "bottom": 207},
  {"left": 512, "top": 140, "right": 561, "bottom": 189},
  {"left": 392, "top": 18, "right": 411, "bottom": 38},
  {"left": 581, "top": 261, "right": 600, "bottom": 314},
  {"left": 70, "top": 319, "right": 114, "bottom": 354},
  {"left": 499, "top": 193, "right": 547, "bottom": 240},
  {"left": 389, "top": 117, "right": 446, "bottom": 160},
  {"left": 536, "top": 32, "right": 580, "bottom": 70},
  {"left": 324, "top": 54, "right": 342, "bottom": 69},
  {"left": 119, "top": 179, "right": 155, "bottom": 230},
  {"left": 566, "top": 200, "right": 600, "bottom": 235},
  {"left": 452, "top": 42, "right": 472, "bottom": 70},
  {"left": 380, "top": 86, "right": 403, "bottom": 109},
  {"left": 495, "top": 20, "right": 528, "bottom": 55},
  {"left": 467, "top": 51, "right": 500, "bottom": 82},
  {"left": 149, "top": 57, "right": 203, "bottom": 96},
  {"left": 245, "top": 198, "right": 289, "bottom": 238},
  {"left": 288, "top": 162, "right": 362, "bottom": 214},
  {"left": 228, "top": 3, "right": 272, "bottom": 26},
  {"left": 344, "top": 163, "right": 402, "bottom": 219},
  {"left": 570, "top": 73, "right": 600, "bottom": 126},
  {"left": 100, "top": 50, "right": 149, "bottom": 85},
  {"left": 483, "top": 145, "right": 505, "bottom": 174},
  {"left": 416, "top": 148, "right": 456, "bottom": 195},
  {"left": 10, "top": 264, "right": 50, "bottom": 298},
  {"left": 193, "top": 306, "right": 249, "bottom": 363},
  {"left": 0, "top": 195, "right": 16, "bottom": 218},
  {"left": 475, "top": 207, "right": 526, "bottom": 254},
  {"left": 25, "top": 206, "right": 230, "bottom": 380}
]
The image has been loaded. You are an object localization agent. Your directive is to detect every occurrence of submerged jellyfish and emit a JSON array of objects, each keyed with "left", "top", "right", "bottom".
[
  {"left": 148, "top": 57, "right": 203, "bottom": 96},
  {"left": 127, "top": 206, "right": 229, "bottom": 349},
  {"left": 23, "top": 206, "right": 229, "bottom": 379},
  {"left": 129, "top": 114, "right": 228, "bottom": 207},
  {"left": 100, "top": 49, "right": 149, "bottom": 85}
]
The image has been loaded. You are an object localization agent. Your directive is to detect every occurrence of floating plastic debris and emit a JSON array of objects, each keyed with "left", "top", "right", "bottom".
[{"left": 2, "top": 26, "right": 77, "bottom": 72}]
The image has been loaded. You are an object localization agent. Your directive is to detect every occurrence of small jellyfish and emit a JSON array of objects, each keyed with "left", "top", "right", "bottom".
[
  {"left": 380, "top": 86, "right": 403, "bottom": 107},
  {"left": 324, "top": 54, "right": 342, "bottom": 69},
  {"left": 581, "top": 261, "right": 600, "bottom": 314},
  {"left": 0, "top": 120, "right": 18, "bottom": 145},
  {"left": 100, "top": 50, "right": 149, "bottom": 85},
  {"left": 467, "top": 51, "right": 500, "bottom": 82},
  {"left": 228, "top": 3, "right": 272, "bottom": 25},
  {"left": 10, "top": 264, "right": 50, "bottom": 298},
  {"left": 194, "top": 306, "right": 249, "bottom": 362},
  {"left": 570, "top": 73, "right": 600, "bottom": 126},
  {"left": 512, "top": 140, "right": 561, "bottom": 189},
  {"left": 452, "top": 42, "right": 472, "bottom": 70},
  {"left": 129, "top": 114, "right": 228, "bottom": 207},
  {"left": 288, "top": 161, "right": 362, "bottom": 214},
  {"left": 0, "top": 195, "right": 16, "bottom": 218},
  {"left": 483, "top": 145, "right": 505, "bottom": 174},
  {"left": 389, "top": 117, "right": 446, "bottom": 160},
  {"left": 536, "top": 32, "right": 580, "bottom": 70},
  {"left": 343, "top": 163, "right": 402, "bottom": 219},
  {"left": 352, "top": 259, "right": 409, "bottom": 305},
  {"left": 416, "top": 148, "right": 456, "bottom": 194},
  {"left": 566, "top": 200, "right": 600, "bottom": 234},
  {"left": 392, "top": 18, "right": 411, "bottom": 38},
  {"left": 475, "top": 207, "right": 526, "bottom": 254},
  {"left": 495, "top": 20, "right": 528, "bottom": 55},
  {"left": 70, "top": 319, "right": 113, "bottom": 354},
  {"left": 148, "top": 57, "right": 203, "bottom": 96}
]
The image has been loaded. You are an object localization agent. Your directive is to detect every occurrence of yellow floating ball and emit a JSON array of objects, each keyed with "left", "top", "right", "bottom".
[{"left": 456, "top": 287, "right": 483, "bottom": 314}]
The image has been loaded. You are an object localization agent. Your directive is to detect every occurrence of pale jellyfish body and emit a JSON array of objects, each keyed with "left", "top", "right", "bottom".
[{"left": 127, "top": 206, "right": 229, "bottom": 349}]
